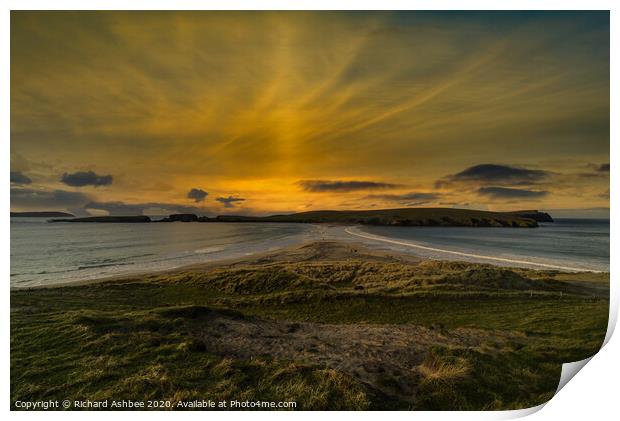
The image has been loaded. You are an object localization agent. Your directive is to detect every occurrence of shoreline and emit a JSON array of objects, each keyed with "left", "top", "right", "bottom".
[
  {"left": 344, "top": 226, "right": 603, "bottom": 273},
  {"left": 12, "top": 235, "right": 610, "bottom": 292},
  {"left": 9, "top": 236, "right": 424, "bottom": 291},
  {"left": 11, "top": 222, "right": 609, "bottom": 290}
]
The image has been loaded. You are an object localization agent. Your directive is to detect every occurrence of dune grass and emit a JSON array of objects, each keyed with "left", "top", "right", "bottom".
[{"left": 11, "top": 305, "right": 371, "bottom": 410}]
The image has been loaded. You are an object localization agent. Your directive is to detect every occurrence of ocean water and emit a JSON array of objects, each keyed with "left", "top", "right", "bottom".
[
  {"left": 10, "top": 218, "right": 609, "bottom": 287},
  {"left": 352, "top": 219, "right": 609, "bottom": 272},
  {"left": 10, "top": 218, "right": 318, "bottom": 287}
]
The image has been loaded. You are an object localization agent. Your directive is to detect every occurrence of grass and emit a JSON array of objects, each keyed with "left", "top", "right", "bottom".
[
  {"left": 11, "top": 306, "right": 370, "bottom": 410},
  {"left": 415, "top": 346, "right": 559, "bottom": 410},
  {"left": 11, "top": 255, "right": 609, "bottom": 410}
]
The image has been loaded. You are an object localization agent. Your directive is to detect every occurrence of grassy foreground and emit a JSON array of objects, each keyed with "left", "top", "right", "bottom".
[{"left": 11, "top": 242, "right": 609, "bottom": 410}]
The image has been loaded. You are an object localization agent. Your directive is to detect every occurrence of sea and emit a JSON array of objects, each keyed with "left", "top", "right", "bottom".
[
  {"left": 10, "top": 218, "right": 609, "bottom": 287},
  {"left": 346, "top": 219, "right": 610, "bottom": 273}
]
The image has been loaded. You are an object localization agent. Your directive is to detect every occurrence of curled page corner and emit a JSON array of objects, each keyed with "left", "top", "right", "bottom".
[
  {"left": 542, "top": 301, "right": 615, "bottom": 413},
  {"left": 495, "top": 402, "right": 547, "bottom": 419},
  {"left": 496, "top": 352, "right": 604, "bottom": 419},
  {"left": 555, "top": 356, "right": 594, "bottom": 394},
  {"left": 547, "top": 269, "right": 617, "bottom": 399},
  {"left": 603, "top": 286, "right": 617, "bottom": 347},
  {"left": 494, "top": 356, "right": 597, "bottom": 420}
]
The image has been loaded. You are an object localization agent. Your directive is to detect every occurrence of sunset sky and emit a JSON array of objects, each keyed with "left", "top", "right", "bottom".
[{"left": 10, "top": 11, "right": 609, "bottom": 217}]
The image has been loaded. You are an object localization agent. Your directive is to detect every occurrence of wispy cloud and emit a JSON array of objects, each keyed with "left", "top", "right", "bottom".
[
  {"left": 477, "top": 186, "right": 548, "bottom": 199},
  {"left": 9, "top": 12, "right": 609, "bottom": 214},
  {"left": 11, "top": 187, "right": 91, "bottom": 210},
  {"left": 366, "top": 192, "right": 441, "bottom": 206},
  {"left": 216, "top": 196, "right": 246, "bottom": 208},
  {"left": 297, "top": 180, "right": 400, "bottom": 193},
  {"left": 84, "top": 201, "right": 212, "bottom": 216}
]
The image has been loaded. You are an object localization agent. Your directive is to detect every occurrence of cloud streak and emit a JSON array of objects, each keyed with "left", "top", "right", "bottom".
[
  {"left": 216, "top": 196, "right": 246, "bottom": 208},
  {"left": 298, "top": 180, "right": 400, "bottom": 193},
  {"left": 366, "top": 192, "right": 441, "bottom": 205},
  {"left": 11, "top": 187, "right": 91, "bottom": 210},
  {"left": 477, "top": 186, "right": 548, "bottom": 199},
  {"left": 84, "top": 201, "right": 212, "bottom": 216}
]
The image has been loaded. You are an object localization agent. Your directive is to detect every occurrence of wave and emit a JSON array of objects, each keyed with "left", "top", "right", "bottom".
[
  {"left": 194, "top": 246, "right": 225, "bottom": 254},
  {"left": 78, "top": 262, "right": 132, "bottom": 270}
]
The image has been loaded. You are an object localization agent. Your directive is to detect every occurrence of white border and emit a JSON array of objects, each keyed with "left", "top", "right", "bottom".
[{"left": 2, "top": 1, "right": 617, "bottom": 420}]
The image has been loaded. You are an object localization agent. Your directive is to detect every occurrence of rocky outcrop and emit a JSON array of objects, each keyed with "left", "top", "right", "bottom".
[
  {"left": 503, "top": 210, "right": 554, "bottom": 223},
  {"left": 158, "top": 213, "right": 199, "bottom": 222}
]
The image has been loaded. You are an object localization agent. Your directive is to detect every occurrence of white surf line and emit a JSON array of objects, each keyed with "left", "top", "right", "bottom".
[{"left": 344, "top": 227, "right": 598, "bottom": 273}]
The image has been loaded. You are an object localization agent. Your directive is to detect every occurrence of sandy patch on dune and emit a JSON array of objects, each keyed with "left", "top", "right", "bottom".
[{"left": 186, "top": 309, "right": 519, "bottom": 402}]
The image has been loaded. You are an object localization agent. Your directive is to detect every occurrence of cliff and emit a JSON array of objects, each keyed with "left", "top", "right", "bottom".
[{"left": 503, "top": 210, "right": 554, "bottom": 223}]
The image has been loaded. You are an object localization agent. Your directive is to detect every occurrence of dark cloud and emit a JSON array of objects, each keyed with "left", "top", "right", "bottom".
[
  {"left": 366, "top": 192, "right": 441, "bottom": 206},
  {"left": 61, "top": 170, "right": 113, "bottom": 187},
  {"left": 598, "top": 163, "right": 610, "bottom": 172},
  {"left": 187, "top": 188, "right": 208, "bottom": 202},
  {"left": 11, "top": 187, "right": 90, "bottom": 209},
  {"left": 439, "top": 164, "right": 550, "bottom": 187},
  {"left": 84, "top": 201, "right": 211, "bottom": 216},
  {"left": 297, "top": 180, "right": 400, "bottom": 192},
  {"left": 11, "top": 189, "right": 216, "bottom": 216},
  {"left": 216, "top": 196, "right": 246, "bottom": 208},
  {"left": 10, "top": 171, "right": 32, "bottom": 185},
  {"left": 477, "top": 187, "right": 548, "bottom": 199},
  {"left": 369, "top": 192, "right": 440, "bottom": 201}
]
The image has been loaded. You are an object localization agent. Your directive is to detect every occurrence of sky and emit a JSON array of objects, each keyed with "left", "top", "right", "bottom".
[{"left": 10, "top": 11, "right": 610, "bottom": 217}]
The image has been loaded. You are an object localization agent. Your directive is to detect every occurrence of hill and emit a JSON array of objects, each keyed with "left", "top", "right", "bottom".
[
  {"left": 216, "top": 208, "right": 547, "bottom": 227},
  {"left": 45, "top": 208, "right": 553, "bottom": 227}
]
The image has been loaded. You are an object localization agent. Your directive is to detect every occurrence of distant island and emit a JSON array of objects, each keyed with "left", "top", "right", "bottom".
[
  {"left": 11, "top": 211, "right": 74, "bottom": 218},
  {"left": 48, "top": 215, "right": 151, "bottom": 223},
  {"left": 47, "top": 208, "right": 553, "bottom": 227}
]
